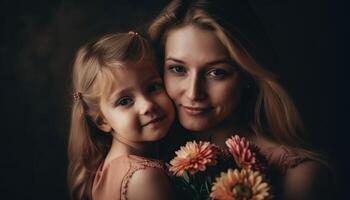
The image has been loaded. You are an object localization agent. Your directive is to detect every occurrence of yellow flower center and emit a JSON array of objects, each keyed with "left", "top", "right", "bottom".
[
  {"left": 233, "top": 184, "right": 252, "bottom": 199},
  {"left": 187, "top": 152, "right": 195, "bottom": 159}
]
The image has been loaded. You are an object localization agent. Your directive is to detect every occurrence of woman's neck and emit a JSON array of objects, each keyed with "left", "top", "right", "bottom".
[
  {"left": 192, "top": 116, "right": 253, "bottom": 148},
  {"left": 191, "top": 124, "right": 277, "bottom": 151}
]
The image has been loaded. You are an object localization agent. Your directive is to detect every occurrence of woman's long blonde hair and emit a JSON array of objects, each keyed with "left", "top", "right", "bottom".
[
  {"left": 149, "top": 0, "right": 327, "bottom": 162},
  {"left": 67, "top": 32, "right": 153, "bottom": 200}
]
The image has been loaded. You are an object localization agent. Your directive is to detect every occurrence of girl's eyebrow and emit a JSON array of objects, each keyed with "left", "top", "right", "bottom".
[
  {"left": 165, "top": 57, "right": 185, "bottom": 64},
  {"left": 108, "top": 87, "right": 132, "bottom": 101},
  {"left": 107, "top": 75, "right": 161, "bottom": 101}
]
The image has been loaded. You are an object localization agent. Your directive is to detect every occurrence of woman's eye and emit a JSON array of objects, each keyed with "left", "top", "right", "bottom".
[
  {"left": 169, "top": 65, "right": 186, "bottom": 75},
  {"left": 117, "top": 97, "right": 133, "bottom": 107},
  {"left": 148, "top": 82, "right": 164, "bottom": 93},
  {"left": 207, "top": 69, "right": 228, "bottom": 78}
]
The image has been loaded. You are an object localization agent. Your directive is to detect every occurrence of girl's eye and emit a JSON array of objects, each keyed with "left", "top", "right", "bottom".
[
  {"left": 207, "top": 69, "right": 228, "bottom": 78},
  {"left": 117, "top": 97, "right": 133, "bottom": 107},
  {"left": 169, "top": 65, "right": 186, "bottom": 75},
  {"left": 148, "top": 82, "right": 164, "bottom": 94}
]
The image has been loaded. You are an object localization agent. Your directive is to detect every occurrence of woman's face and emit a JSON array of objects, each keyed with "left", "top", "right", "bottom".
[{"left": 164, "top": 25, "right": 243, "bottom": 131}]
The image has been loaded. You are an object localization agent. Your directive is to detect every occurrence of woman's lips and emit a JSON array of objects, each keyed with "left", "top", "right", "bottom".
[{"left": 181, "top": 105, "right": 212, "bottom": 116}]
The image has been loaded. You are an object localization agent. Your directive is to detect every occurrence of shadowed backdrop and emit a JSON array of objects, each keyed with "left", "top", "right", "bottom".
[{"left": 1, "top": 0, "right": 342, "bottom": 199}]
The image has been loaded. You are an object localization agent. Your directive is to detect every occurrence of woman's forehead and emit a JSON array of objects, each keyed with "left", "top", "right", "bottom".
[{"left": 165, "top": 26, "right": 229, "bottom": 63}]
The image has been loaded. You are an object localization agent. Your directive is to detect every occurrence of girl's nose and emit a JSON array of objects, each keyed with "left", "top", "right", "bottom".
[{"left": 139, "top": 96, "right": 158, "bottom": 115}]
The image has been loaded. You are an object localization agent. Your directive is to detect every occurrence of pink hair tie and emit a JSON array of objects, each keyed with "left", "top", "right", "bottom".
[
  {"left": 128, "top": 31, "right": 138, "bottom": 36},
  {"left": 73, "top": 92, "right": 82, "bottom": 102}
]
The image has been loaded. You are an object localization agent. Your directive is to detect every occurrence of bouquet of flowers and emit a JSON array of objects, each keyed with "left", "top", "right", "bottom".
[{"left": 168, "top": 135, "right": 273, "bottom": 200}]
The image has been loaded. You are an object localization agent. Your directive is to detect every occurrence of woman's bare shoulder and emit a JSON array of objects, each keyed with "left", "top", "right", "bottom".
[{"left": 284, "top": 160, "right": 334, "bottom": 199}]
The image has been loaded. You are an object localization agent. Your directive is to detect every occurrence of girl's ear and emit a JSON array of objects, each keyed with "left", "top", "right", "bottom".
[{"left": 95, "top": 115, "right": 112, "bottom": 133}]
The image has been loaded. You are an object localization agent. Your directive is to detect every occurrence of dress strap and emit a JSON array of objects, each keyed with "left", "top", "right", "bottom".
[{"left": 120, "top": 157, "right": 165, "bottom": 200}]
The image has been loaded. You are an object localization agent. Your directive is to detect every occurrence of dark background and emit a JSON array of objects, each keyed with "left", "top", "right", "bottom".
[{"left": 0, "top": 0, "right": 345, "bottom": 199}]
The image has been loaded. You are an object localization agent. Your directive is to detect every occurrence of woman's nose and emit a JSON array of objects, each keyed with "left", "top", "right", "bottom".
[{"left": 186, "top": 74, "right": 206, "bottom": 101}]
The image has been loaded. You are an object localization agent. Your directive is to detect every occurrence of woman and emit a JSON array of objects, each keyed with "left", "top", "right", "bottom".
[{"left": 149, "top": 0, "right": 334, "bottom": 199}]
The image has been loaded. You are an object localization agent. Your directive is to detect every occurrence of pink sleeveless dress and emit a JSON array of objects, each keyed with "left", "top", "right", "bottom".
[{"left": 92, "top": 155, "right": 165, "bottom": 200}]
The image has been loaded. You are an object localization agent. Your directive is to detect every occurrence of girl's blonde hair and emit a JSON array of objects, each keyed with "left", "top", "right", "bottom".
[
  {"left": 149, "top": 0, "right": 327, "bottom": 163},
  {"left": 68, "top": 32, "right": 154, "bottom": 200}
]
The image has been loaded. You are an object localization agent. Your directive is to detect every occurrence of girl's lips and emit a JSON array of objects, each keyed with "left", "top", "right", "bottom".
[
  {"left": 142, "top": 116, "right": 165, "bottom": 127},
  {"left": 181, "top": 105, "right": 211, "bottom": 115}
]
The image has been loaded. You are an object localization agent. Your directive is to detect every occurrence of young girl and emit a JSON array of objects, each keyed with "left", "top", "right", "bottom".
[{"left": 67, "top": 32, "right": 175, "bottom": 200}]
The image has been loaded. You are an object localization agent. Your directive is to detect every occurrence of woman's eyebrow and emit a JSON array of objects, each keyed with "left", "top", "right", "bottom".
[
  {"left": 165, "top": 57, "right": 233, "bottom": 67},
  {"left": 204, "top": 58, "right": 231, "bottom": 66}
]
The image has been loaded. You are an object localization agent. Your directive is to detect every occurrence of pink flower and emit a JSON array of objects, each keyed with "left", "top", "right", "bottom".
[
  {"left": 226, "top": 135, "right": 265, "bottom": 171},
  {"left": 169, "top": 141, "right": 219, "bottom": 176}
]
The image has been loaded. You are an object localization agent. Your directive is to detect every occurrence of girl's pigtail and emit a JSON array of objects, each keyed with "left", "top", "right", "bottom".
[
  {"left": 68, "top": 97, "right": 106, "bottom": 200},
  {"left": 68, "top": 100, "right": 90, "bottom": 199}
]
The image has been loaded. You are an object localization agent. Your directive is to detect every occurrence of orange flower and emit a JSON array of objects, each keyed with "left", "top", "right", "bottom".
[
  {"left": 169, "top": 141, "right": 219, "bottom": 176},
  {"left": 226, "top": 135, "right": 260, "bottom": 170},
  {"left": 210, "top": 168, "right": 271, "bottom": 200}
]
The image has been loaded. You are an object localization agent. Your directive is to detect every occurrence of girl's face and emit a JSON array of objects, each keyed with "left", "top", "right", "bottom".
[
  {"left": 98, "top": 60, "right": 175, "bottom": 143},
  {"left": 164, "top": 25, "right": 242, "bottom": 131}
]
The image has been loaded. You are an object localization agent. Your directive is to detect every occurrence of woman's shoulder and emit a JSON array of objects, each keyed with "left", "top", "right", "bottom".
[
  {"left": 261, "top": 145, "right": 334, "bottom": 199},
  {"left": 283, "top": 158, "right": 334, "bottom": 199},
  {"left": 261, "top": 145, "right": 309, "bottom": 174}
]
